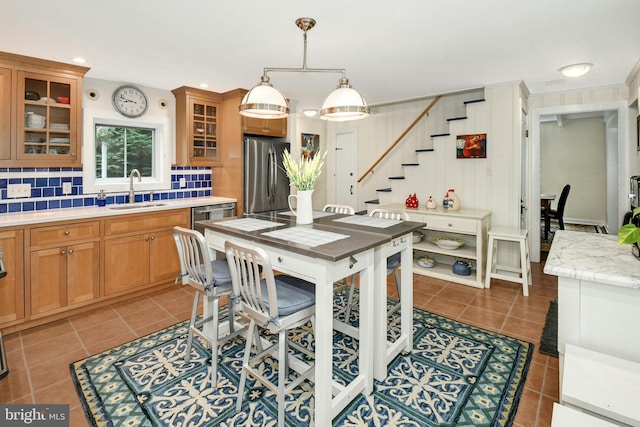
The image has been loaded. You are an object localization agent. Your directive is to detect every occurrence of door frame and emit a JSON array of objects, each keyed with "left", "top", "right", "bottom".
[{"left": 528, "top": 100, "right": 628, "bottom": 262}]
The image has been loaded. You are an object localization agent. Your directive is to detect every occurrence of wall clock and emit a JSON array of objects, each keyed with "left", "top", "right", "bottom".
[{"left": 112, "top": 85, "right": 148, "bottom": 118}]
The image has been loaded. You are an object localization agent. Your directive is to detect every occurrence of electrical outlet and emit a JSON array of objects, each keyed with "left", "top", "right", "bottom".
[
  {"left": 62, "top": 182, "right": 72, "bottom": 195},
  {"left": 179, "top": 178, "right": 186, "bottom": 188},
  {"left": 7, "top": 183, "right": 31, "bottom": 198}
]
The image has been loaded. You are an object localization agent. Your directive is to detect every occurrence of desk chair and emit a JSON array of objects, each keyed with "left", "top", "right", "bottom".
[
  {"left": 343, "top": 208, "right": 409, "bottom": 319},
  {"left": 542, "top": 185, "right": 571, "bottom": 231},
  {"left": 173, "top": 226, "right": 243, "bottom": 387},
  {"left": 225, "top": 240, "right": 315, "bottom": 427}
]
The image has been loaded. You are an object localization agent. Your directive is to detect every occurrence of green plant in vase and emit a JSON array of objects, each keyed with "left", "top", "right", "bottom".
[
  {"left": 618, "top": 207, "right": 640, "bottom": 257},
  {"left": 282, "top": 149, "right": 327, "bottom": 190}
]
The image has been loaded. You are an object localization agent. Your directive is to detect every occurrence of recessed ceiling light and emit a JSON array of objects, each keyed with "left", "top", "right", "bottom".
[
  {"left": 303, "top": 109, "right": 318, "bottom": 117},
  {"left": 199, "top": 83, "right": 209, "bottom": 88},
  {"left": 559, "top": 63, "right": 593, "bottom": 78},
  {"left": 72, "top": 57, "right": 86, "bottom": 64}
]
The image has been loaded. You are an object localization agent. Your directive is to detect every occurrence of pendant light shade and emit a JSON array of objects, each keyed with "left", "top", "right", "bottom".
[
  {"left": 320, "top": 78, "right": 370, "bottom": 121},
  {"left": 239, "top": 75, "right": 289, "bottom": 119},
  {"left": 239, "top": 18, "right": 370, "bottom": 121}
]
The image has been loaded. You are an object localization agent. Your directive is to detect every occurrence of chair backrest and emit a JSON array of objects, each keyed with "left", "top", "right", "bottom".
[
  {"left": 173, "top": 226, "right": 214, "bottom": 291},
  {"left": 369, "top": 208, "right": 409, "bottom": 221},
  {"left": 323, "top": 204, "right": 355, "bottom": 215},
  {"left": 555, "top": 184, "right": 571, "bottom": 217},
  {"left": 224, "top": 240, "right": 278, "bottom": 327}
]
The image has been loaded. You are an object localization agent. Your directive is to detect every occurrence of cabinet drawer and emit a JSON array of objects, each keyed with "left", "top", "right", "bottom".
[
  {"left": 30, "top": 221, "right": 100, "bottom": 247},
  {"left": 425, "top": 215, "right": 476, "bottom": 233},
  {"left": 104, "top": 209, "right": 190, "bottom": 236}
]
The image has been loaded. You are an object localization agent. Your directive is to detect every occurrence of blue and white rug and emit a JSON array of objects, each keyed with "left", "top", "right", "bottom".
[{"left": 70, "top": 295, "right": 532, "bottom": 426}]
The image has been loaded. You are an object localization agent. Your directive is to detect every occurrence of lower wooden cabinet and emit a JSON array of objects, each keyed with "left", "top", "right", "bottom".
[
  {"left": 29, "top": 241, "right": 99, "bottom": 317},
  {"left": 103, "top": 209, "right": 188, "bottom": 297},
  {"left": 0, "top": 229, "right": 24, "bottom": 326}
]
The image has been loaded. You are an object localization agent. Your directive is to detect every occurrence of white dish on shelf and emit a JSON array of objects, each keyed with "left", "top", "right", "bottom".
[
  {"left": 50, "top": 123, "right": 70, "bottom": 130},
  {"left": 417, "top": 256, "right": 435, "bottom": 268},
  {"left": 412, "top": 231, "right": 423, "bottom": 244},
  {"left": 432, "top": 237, "right": 465, "bottom": 250},
  {"left": 50, "top": 138, "right": 70, "bottom": 143}
]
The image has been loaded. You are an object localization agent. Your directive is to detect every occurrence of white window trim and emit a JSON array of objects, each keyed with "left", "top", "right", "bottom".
[{"left": 82, "top": 109, "right": 172, "bottom": 195}]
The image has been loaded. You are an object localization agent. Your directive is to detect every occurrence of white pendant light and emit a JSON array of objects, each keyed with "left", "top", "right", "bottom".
[
  {"left": 239, "top": 75, "right": 289, "bottom": 119},
  {"left": 559, "top": 63, "right": 593, "bottom": 78},
  {"left": 320, "top": 77, "right": 370, "bottom": 121},
  {"left": 239, "top": 18, "right": 370, "bottom": 121}
]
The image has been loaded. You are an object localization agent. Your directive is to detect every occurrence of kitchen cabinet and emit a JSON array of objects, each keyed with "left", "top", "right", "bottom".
[
  {"left": 0, "top": 229, "right": 24, "bottom": 326},
  {"left": 0, "top": 67, "right": 11, "bottom": 160},
  {"left": 0, "top": 51, "right": 89, "bottom": 167},
  {"left": 173, "top": 86, "right": 222, "bottom": 166},
  {"left": 383, "top": 204, "right": 490, "bottom": 289},
  {"left": 28, "top": 221, "right": 100, "bottom": 318},
  {"left": 103, "top": 209, "right": 189, "bottom": 296},
  {"left": 242, "top": 116, "right": 287, "bottom": 137}
]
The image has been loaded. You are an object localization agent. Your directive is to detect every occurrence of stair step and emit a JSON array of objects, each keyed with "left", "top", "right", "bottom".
[
  {"left": 376, "top": 188, "right": 392, "bottom": 192},
  {"left": 446, "top": 116, "right": 468, "bottom": 122},
  {"left": 401, "top": 163, "right": 420, "bottom": 166},
  {"left": 430, "top": 133, "right": 450, "bottom": 138},
  {"left": 364, "top": 199, "right": 380, "bottom": 205},
  {"left": 416, "top": 148, "right": 435, "bottom": 153},
  {"left": 388, "top": 176, "right": 405, "bottom": 180},
  {"left": 464, "top": 98, "right": 486, "bottom": 105}
]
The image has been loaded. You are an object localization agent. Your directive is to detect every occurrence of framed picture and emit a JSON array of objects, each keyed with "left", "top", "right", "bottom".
[
  {"left": 301, "top": 133, "right": 320, "bottom": 159},
  {"left": 636, "top": 115, "right": 640, "bottom": 151},
  {"left": 456, "top": 133, "right": 487, "bottom": 159}
]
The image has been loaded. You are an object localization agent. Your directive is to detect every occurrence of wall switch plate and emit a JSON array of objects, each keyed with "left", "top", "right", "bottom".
[
  {"left": 7, "top": 183, "right": 31, "bottom": 198},
  {"left": 179, "top": 178, "right": 186, "bottom": 188},
  {"left": 62, "top": 182, "right": 72, "bottom": 195}
]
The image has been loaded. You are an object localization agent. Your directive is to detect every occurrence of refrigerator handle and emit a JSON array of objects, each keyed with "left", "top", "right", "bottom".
[{"left": 267, "top": 148, "right": 275, "bottom": 201}]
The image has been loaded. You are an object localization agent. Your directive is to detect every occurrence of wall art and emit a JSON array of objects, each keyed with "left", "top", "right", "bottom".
[{"left": 456, "top": 133, "right": 487, "bottom": 158}]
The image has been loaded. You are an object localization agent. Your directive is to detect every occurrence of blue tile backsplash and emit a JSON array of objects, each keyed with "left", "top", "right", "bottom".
[{"left": 0, "top": 166, "right": 212, "bottom": 214}]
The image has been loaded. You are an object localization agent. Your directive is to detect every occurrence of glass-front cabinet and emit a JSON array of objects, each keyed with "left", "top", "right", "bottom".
[
  {"left": 0, "top": 51, "right": 88, "bottom": 167},
  {"left": 191, "top": 100, "right": 218, "bottom": 160},
  {"left": 18, "top": 72, "right": 78, "bottom": 160}
]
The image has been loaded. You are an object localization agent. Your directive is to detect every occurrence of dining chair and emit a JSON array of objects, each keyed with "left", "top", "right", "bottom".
[
  {"left": 543, "top": 184, "right": 571, "bottom": 231},
  {"left": 322, "top": 203, "right": 355, "bottom": 215},
  {"left": 225, "top": 240, "right": 316, "bottom": 427},
  {"left": 343, "top": 208, "right": 409, "bottom": 320},
  {"left": 172, "top": 226, "right": 244, "bottom": 387}
]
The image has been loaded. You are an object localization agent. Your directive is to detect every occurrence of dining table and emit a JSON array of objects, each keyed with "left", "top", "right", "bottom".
[
  {"left": 198, "top": 211, "right": 425, "bottom": 426},
  {"left": 541, "top": 193, "right": 556, "bottom": 241}
]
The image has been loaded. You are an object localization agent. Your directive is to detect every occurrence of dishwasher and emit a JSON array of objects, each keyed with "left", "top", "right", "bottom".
[{"left": 191, "top": 202, "right": 236, "bottom": 235}]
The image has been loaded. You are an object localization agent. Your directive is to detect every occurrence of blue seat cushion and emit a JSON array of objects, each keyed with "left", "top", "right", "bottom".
[
  {"left": 260, "top": 275, "right": 316, "bottom": 317},
  {"left": 201, "top": 259, "right": 232, "bottom": 288},
  {"left": 387, "top": 252, "right": 401, "bottom": 270}
]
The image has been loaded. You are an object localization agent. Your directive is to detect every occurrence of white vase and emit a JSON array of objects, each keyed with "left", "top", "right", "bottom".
[{"left": 288, "top": 189, "right": 314, "bottom": 225}]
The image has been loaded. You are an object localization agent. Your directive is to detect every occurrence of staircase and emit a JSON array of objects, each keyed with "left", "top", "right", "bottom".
[{"left": 363, "top": 89, "right": 486, "bottom": 208}]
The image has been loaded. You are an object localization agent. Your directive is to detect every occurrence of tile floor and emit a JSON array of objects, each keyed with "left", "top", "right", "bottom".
[{"left": 0, "top": 261, "right": 558, "bottom": 427}]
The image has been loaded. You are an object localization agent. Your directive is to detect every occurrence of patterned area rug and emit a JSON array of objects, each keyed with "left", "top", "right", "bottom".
[
  {"left": 70, "top": 295, "right": 533, "bottom": 426},
  {"left": 541, "top": 222, "right": 607, "bottom": 251}
]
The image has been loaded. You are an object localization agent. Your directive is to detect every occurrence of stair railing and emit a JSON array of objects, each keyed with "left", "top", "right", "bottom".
[{"left": 358, "top": 95, "right": 441, "bottom": 183}]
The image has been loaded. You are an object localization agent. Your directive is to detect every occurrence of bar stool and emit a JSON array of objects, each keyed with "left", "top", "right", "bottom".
[{"left": 485, "top": 227, "right": 531, "bottom": 296}]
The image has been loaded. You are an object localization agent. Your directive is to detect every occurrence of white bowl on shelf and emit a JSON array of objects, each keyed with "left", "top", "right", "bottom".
[
  {"left": 432, "top": 237, "right": 465, "bottom": 250},
  {"left": 417, "top": 256, "right": 435, "bottom": 268},
  {"left": 412, "top": 231, "right": 423, "bottom": 244}
]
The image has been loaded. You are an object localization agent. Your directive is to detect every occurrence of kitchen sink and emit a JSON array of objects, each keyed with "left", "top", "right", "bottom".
[{"left": 108, "top": 202, "right": 167, "bottom": 210}]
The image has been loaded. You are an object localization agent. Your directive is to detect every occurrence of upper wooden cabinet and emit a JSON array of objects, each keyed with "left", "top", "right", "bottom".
[
  {"left": 242, "top": 116, "right": 287, "bottom": 137},
  {"left": 172, "top": 86, "right": 222, "bottom": 166},
  {"left": 0, "top": 52, "right": 89, "bottom": 167}
]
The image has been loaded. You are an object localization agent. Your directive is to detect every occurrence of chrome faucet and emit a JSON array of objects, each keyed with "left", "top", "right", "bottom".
[{"left": 128, "top": 169, "right": 141, "bottom": 204}]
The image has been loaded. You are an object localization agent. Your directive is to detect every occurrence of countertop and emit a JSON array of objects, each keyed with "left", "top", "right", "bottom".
[
  {"left": 543, "top": 230, "right": 640, "bottom": 289},
  {"left": 0, "top": 196, "right": 236, "bottom": 227}
]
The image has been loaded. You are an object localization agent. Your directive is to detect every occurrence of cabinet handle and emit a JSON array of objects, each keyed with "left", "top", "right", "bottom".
[
  {"left": 448, "top": 223, "right": 453, "bottom": 227},
  {"left": 64, "top": 230, "right": 71, "bottom": 235},
  {"left": 277, "top": 256, "right": 283, "bottom": 263},
  {"left": 61, "top": 250, "right": 66, "bottom": 256},
  {"left": 150, "top": 235, "right": 155, "bottom": 240},
  {"left": 71, "top": 152, "right": 76, "bottom": 158},
  {"left": 68, "top": 249, "right": 74, "bottom": 255},
  {"left": 145, "top": 236, "right": 150, "bottom": 241}
]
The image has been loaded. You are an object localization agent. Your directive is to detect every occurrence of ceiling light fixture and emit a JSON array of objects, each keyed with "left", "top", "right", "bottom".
[
  {"left": 559, "top": 63, "right": 593, "bottom": 78},
  {"left": 239, "top": 17, "right": 370, "bottom": 121},
  {"left": 303, "top": 109, "right": 318, "bottom": 117},
  {"left": 72, "top": 57, "right": 86, "bottom": 64}
]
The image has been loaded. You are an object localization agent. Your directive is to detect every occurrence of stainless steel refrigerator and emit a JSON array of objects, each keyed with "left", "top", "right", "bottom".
[{"left": 244, "top": 136, "right": 290, "bottom": 214}]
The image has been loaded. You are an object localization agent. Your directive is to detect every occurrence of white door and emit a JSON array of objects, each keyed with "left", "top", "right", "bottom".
[{"left": 335, "top": 130, "right": 358, "bottom": 209}]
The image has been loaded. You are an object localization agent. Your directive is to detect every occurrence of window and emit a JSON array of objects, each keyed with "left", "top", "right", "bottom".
[
  {"left": 82, "top": 115, "right": 171, "bottom": 195},
  {"left": 95, "top": 124, "right": 154, "bottom": 179}
]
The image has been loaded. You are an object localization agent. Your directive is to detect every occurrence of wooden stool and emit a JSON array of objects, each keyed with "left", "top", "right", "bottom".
[{"left": 485, "top": 227, "right": 531, "bottom": 296}]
